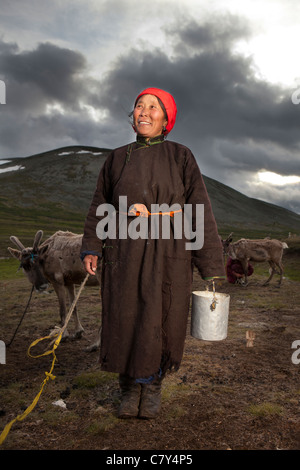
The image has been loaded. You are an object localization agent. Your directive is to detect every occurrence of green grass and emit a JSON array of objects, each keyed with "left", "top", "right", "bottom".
[
  {"left": 218, "top": 228, "right": 288, "bottom": 241},
  {"left": 2, "top": 234, "right": 299, "bottom": 284},
  {"left": 85, "top": 415, "right": 119, "bottom": 435},
  {"left": 247, "top": 402, "right": 283, "bottom": 417},
  {"left": 73, "top": 371, "right": 118, "bottom": 389},
  {"left": 0, "top": 198, "right": 86, "bottom": 257},
  {"left": 0, "top": 258, "right": 24, "bottom": 280},
  {"left": 250, "top": 251, "right": 300, "bottom": 282},
  {"left": 0, "top": 382, "right": 29, "bottom": 409}
]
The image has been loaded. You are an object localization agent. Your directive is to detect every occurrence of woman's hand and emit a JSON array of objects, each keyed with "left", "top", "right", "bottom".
[
  {"left": 83, "top": 254, "right": 98, "bottom": 275},
  {"left": 232, "top": 272, "right": 243, "bottom": 278}
]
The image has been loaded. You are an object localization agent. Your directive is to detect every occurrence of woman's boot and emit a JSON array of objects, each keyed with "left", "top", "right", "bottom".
[
  {"left": 138, "top": 378, "right": 162, "bottom": 419},
  {"left": 118, "top": 374, "right": 141, "bottom": 419}
]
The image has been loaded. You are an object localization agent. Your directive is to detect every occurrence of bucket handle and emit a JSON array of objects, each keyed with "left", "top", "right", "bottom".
[{"left": 210, "top": 280, "right": 218, "bottom": 311}]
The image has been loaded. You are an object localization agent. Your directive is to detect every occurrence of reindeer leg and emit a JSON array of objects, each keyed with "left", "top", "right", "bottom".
[
  {"left": 85, "top": 326, "right": 101, "bottom": 352},
  {"left": 262, "top": 262, "right": 275, "bottom": 286},
  {"left": 241, "top": 259, "right": 249, "bottom": 286},
  {"left": 276, "top": 261, "right": 284, "bottom": 286},
  {"left": 66, "top": 284, "right": 84, "bottom": 339}
]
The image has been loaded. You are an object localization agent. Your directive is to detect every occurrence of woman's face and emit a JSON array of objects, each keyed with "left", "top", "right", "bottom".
[{"left": 133, "top": 94, "right": 168, "bottom": 139}]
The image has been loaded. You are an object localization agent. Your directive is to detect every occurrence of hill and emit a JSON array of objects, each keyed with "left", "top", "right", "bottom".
[{"left": 0, "top": 145, "right": 300, "bottom": 255}]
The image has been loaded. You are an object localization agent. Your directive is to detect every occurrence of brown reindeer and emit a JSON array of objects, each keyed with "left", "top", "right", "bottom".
[
  {"left": 8, "top": 230, "right": 101, "bottom": 339},
  {"left": 223, "top": 236, "right": 288, "bottom": 286}
]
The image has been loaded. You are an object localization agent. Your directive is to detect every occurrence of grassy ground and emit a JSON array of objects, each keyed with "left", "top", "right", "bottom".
[
  {"left": 0, "top": 199, "right": 85, "bottom": 257},
  {"left": 0, "top": 236, "right": 300, "bottom": 450}
]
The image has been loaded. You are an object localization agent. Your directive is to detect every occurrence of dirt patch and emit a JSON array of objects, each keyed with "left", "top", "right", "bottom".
[{"left": 1, "top": 270, "right": 300, "bottom": 450}]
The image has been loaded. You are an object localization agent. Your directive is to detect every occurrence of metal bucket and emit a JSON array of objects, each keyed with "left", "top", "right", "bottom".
[{"left": 191, "top": 290, "right": 230, "bottom": 341}]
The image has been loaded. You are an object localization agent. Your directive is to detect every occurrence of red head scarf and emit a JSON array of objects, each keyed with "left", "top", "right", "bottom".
[{"left": 134, "top": 87, "right": 177, "bottom": 135}]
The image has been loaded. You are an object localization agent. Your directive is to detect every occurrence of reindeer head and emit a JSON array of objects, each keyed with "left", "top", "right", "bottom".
[
  {"left": 221, "top": 232, "right": 233, "bottom": 256},
  {"left": 8, "top": 230, "right": 49, "bottom": 291}
]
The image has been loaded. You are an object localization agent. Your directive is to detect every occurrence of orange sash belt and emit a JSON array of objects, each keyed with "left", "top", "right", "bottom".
[{"left": 121, "top": 203, "right": 182, "bottom": 218}]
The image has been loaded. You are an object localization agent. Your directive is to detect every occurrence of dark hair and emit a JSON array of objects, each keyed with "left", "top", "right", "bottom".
[
  {"left": 155, "top": 97, "right": 167, "bottom": 120},
  {"left": 129, "top": 95, "right": 168, "bottom": 121}
]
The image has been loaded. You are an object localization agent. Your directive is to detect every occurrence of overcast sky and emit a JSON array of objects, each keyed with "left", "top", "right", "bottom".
[{"left": 0, "top": 0, "right": 300, "bottom": 214}]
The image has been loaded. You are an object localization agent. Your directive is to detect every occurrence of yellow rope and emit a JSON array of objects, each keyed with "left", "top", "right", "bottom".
[
  {"left": 0, "top": 273, "right": 89, "bottom": 446},
  {"left": 0, "top": 335, "right": 60, "bottom": 445}
]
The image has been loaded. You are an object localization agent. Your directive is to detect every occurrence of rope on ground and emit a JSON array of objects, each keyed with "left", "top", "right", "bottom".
[
  {"left": 0, "top": 273, "right": 90, "bottom": 446},
  {"left": 7, "top": 285, "right": 35, "bottom": 347}
]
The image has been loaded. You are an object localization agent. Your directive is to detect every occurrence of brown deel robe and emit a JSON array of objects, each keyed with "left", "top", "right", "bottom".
[{"left": 81, "top": 137, "right": 225, "bottom": 378}]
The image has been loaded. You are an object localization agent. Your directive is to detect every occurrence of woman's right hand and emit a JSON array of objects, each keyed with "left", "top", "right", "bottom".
[{"left": 83, "top": 254, "right": 98, "bottom": 275}]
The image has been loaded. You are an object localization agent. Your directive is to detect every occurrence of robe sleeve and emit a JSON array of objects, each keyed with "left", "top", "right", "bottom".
[
  {"left": 80, "top": 153, "right": 113, "bottom": 258},
  {"left": 183, "top": 148, "right": 225, "bottom": 280}
]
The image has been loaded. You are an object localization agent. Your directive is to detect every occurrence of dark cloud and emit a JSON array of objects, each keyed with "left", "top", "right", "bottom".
[
  {"left": 164, "top": 13, "right": 252, "bottom": 54},
  {"left": 94, "top": 14, "right": 300, "bottom": 213},
  {"left": 96, "top": 15, "right": 300, "bottom": 183},
  {"left": 0, "top": 38, "right": 109, "bottom": 155},
  {"left": 0, "top": 13, "right": 299, "bottom": 213},
  {"left": 103, "top": 30, "right": 297, "bottom": 149},
  {"left": 0, "top": 40, "right": 87, "bottom": 107}
]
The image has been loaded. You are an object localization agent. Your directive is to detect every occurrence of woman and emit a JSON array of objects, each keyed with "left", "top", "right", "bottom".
[
  {"left": 80, "top": 87, "right": 225, "bottom": 419},
  {"left": 226, "top": 256, "right": 254, "bottom": 284}
]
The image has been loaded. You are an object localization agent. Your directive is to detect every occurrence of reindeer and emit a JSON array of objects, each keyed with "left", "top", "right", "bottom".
[
  {"left": 223, "top": 235, "right": 288, "bottom": 286},
  {"left": 8, "top": 230, "right": 101, "bottom": 339}
]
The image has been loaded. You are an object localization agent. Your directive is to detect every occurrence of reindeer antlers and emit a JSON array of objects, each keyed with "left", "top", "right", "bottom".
[
  {"left": 33, "top": 230, "right": 43, "bottom": 251},
  {"left": 9, "top": 236, "right": 26, "bottom": 251},
  {"left": 10, "top": 230, "right": 44, "bottom": 252},
  {"left": 225, "top": 232, "right": 233, "bottom": 242}
]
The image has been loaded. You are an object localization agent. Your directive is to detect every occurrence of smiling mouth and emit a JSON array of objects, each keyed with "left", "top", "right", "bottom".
[{"left": 138, "top": 121, "right": 151, "bottom": 125}]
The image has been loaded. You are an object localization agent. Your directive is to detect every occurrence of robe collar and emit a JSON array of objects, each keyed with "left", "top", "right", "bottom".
[{"left": 136, "top": 134, "right": 165, "bottom": 147}]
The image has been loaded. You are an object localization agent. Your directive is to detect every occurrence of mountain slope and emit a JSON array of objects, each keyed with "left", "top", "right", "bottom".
[
  {"left": 1, "top": 145, "right": 300, "bottom": 254},
  {"left": 203, "top": 174, "right": 300, "bottom": 233}
]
